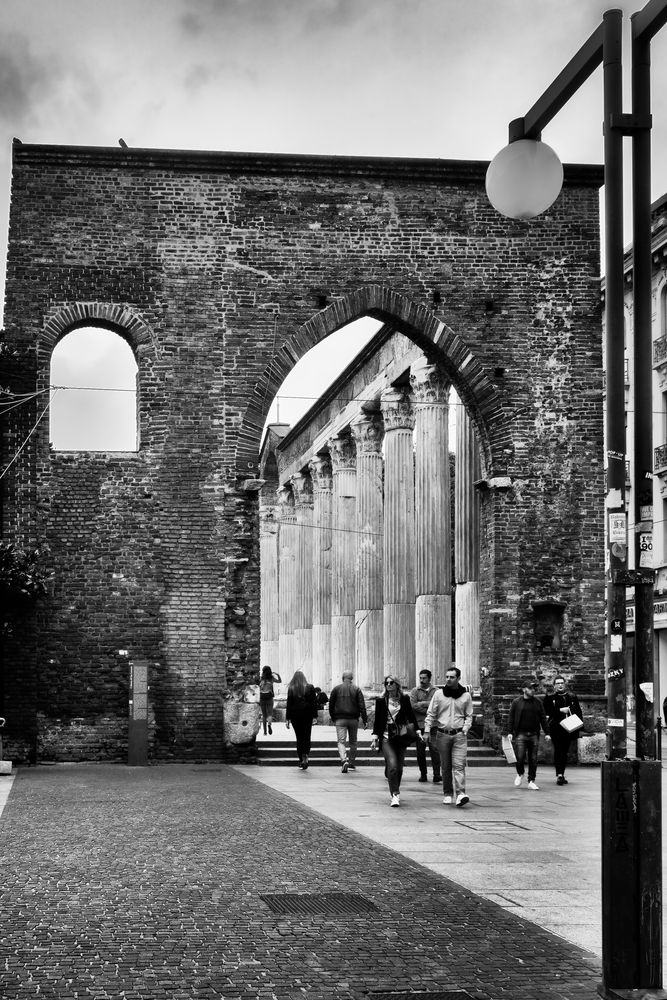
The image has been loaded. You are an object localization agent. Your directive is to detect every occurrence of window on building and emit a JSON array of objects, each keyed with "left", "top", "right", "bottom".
[
  {"left": 49, "top": 326, "right": 138, "bottom": 452},
  {"left": 661, "top": 284, "right": 667, "bottom": 338}
]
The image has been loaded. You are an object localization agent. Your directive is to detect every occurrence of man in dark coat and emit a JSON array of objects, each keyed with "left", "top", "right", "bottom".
[
  {"left": 507, "top": 680, "right": 550, "bottom": 790},
  {"left": 543, "top": 675, "right": 583, "bottom": 786}
]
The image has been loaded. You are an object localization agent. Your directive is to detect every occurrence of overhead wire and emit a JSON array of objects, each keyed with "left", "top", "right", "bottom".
[{"left": 0, "top": 390, "right": 59, "bottom": 482}]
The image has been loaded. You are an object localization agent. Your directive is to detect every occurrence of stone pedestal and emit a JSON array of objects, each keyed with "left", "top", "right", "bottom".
[
  {"left": 381, "top": 387, "right": 415, "bottom": 685},
  {"left": 351, "top": 412, "right": 384, "bottom": 689}
]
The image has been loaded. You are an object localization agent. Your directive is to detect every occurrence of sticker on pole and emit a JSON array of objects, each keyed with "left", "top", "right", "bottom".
[
  {"left": 639, "top": 533, "right": 653, "bottom": 568},
  {"left": 608, "top": 718, "right": 625, "bottom": 728},
  {"left": 609, "top": 513, "right": 626, "bottom": 542}
]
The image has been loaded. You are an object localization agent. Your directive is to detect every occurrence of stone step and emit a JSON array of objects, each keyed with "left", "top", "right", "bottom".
[{"left": 255, "top": 741, "right": 505, "bottom": 767}]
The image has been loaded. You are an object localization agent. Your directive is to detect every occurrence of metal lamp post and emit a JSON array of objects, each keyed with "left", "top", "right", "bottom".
[{"left": 486, "top": 3, "right": 667, "bottom": 997}]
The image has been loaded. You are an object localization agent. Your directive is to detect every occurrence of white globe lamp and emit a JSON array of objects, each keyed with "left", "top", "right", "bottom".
[{"left": 485, "top": 139, "right": 564, "bottom": 220}]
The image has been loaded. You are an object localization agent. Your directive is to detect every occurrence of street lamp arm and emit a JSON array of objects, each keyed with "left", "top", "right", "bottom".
[
  {"left": 508, "top": 20, "right": 605, "bottom": 143},
  {"left": 633, "top": 0, "right": 667, "bottom": 43}
]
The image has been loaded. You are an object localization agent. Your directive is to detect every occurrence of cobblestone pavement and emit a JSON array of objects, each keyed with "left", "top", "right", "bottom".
[{"left": 0, "top": 763, "right": 600, "bottom": 1000}]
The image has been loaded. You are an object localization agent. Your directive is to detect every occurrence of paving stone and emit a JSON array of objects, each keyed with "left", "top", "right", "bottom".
[{"left": 0, "top": 764, "right": 600, "bottom": 1000}]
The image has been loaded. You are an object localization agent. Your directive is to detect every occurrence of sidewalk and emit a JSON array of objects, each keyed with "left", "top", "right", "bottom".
[{"left": 0, "top": 759, "right": 601, "bottom": 1000}]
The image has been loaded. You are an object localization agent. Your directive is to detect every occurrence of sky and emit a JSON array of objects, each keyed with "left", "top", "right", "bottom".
[{"left": 1, "top": 0, "right": 666, "bottom": 445}]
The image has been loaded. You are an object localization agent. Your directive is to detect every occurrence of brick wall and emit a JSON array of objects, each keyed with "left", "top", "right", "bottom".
[{"left": 0, "top": 143, "right": 604, "bottom": 760}]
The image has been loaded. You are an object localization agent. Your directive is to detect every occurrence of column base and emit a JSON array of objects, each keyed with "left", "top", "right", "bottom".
[
  {"left": 416, "top": 594, "right": 451, "bottom": 679},
  {"left": 355, "top": 608, "right": 383, "bottom": 689}
]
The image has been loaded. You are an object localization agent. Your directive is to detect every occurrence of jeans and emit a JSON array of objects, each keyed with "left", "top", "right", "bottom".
[
  {"left": 416, "top": 729, "right": 441, "bottom": 778},
  {"left": 433, "top": 731, "right": 467, "bottom": 796},
  {"left": 335, "top": 720, "right": 359, "bottom": 765},
  {"left": 514, "top": 732, "right": 539, "bottom": 782},
  {"left": 381, "top": 737, "right": 407, "bottom": 795}
]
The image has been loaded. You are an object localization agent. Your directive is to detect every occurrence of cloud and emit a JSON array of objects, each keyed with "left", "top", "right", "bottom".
[{"left": 0, "top": 32, "right": 55, "bottom": 129}]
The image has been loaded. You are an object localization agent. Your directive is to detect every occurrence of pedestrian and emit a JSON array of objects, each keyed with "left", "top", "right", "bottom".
[
  {"left": 313, "top": 686, "right": 329, "bottom": 725},
  {"left": 422, "top": 666, "right": 473, "bottom": 807},
  {"left": 506, "top": 679, "right": 551, "bottom": 790},
  {"left": 258, "top": 665, "right": 281, "bottom": 736},
  {"left": 409, "top": 669, "right": 442, "bottom": 783},
  {"left": 543, "top": 675, "right": 583, "bottom": 785},
  {"left": 370, "top": 675, "right": 418, "bottom": 807},
  {"left": 285, "top": 670, "right": 318, "bottom": 770},
  {"left": 328, "top": 670, "right": 368, "bottom": 772}
]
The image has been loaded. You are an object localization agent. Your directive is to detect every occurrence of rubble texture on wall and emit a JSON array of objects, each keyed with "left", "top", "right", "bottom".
[{"left": 1, "top": 143, "right": 604, "bottom": 761}]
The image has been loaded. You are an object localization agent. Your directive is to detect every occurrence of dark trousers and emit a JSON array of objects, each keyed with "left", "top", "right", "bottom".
[
  {"left": 416, "top": 730, "right": 441, "bottom": 778},
  {"left": 551, "top": 731, "right": 573, "bottom": 775},
  {"left": 290, "top": 714, "right": 314, "bottom": 760},
  {"left": 381, "top": 738, "right": 407, "bottom": 795},
  {"left": 515, "top": 732, "right": 539, "bottom": 782}
]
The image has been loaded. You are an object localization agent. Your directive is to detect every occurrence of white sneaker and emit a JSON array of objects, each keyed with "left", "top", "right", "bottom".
[
  {"left": 514, "top": 775, "right": 522, "bottom": 787},
  {"left": 528, "top": 781, "right": 540, "bottom": 791},
  {"left": 443, "top": 795, "right": 452, "bottom": 805},
  {"left": 456, "top": 793, "right": 469, "bottom": 807},
  {"left": 390, "top": 794, "right": 400, "bottom": 807}
]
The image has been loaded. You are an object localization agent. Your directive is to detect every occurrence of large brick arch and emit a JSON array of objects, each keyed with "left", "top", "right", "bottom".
[
  {"left": 0, "top": 143, "right": 606, "bottom": 762},
  {"left": 236, "top": 284, "right": 502, "bottom": 477}
]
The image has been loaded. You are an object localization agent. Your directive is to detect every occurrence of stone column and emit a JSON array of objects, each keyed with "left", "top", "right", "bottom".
[
  {"left": 411, "top": 359, "right": 452, "bottom": 684},
  {"left": 259, "top": 503, "right": 280, "bottom": 674},
  {"left": 290, "top": 471, "right": 314, "bottom": 680},
  {"left": 455, "top": 403, "right": 481, "bottom": 690},
  {"left": 308, "top": 455, "right": 333, "bottom": 692},
  {"left": 277, "top": 484, "right": 297, "bottom": 675},
  {"left": 380, "top": 387, "right": 416, "bottom": 686},
  {"left": 328, "top": 432, "right": 357, "bottom": 686},
  {"left": 351, "top": 412, "right": 384, "bottom": 689}
]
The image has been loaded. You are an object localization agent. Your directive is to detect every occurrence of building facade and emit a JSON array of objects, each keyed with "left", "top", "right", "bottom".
[{"left": 0, "top": 141, "right": 605, "bottom": 761}]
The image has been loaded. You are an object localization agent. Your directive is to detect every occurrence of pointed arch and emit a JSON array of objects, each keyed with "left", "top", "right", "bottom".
[{"left": 236, "top": 285, "right": 505, "bottom": 477}]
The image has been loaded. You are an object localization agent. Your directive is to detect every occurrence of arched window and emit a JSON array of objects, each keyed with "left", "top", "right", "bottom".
[{"left": 49, "top": 326, "right": 138, "bottom": 452}]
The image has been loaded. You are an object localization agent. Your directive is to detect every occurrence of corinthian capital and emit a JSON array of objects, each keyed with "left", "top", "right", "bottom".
[
  {"left": 380, "top": 386, "right": 415, "bottom": 432},
  {"left": 308, "top": 455, "right": 333, "bottom": 493},
  {"left": 327, "top": 433, "right": 357, "bottom": 474},
  {"left": 350, "top": 412, "right": 384, "bottom": 455},
  {"left": 290, "top": 471, "right": 313, "bottom": 509},
  {"left": 410, "top": 359, "right": 451, "bottom": 405}
]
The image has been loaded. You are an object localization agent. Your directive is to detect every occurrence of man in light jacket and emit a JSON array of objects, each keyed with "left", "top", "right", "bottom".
[
  {"left": 328, "top": 670, "right": 368, "bottom": 773},
  {"left": 423, "top": 667, "right": 473, "bottom": 807}
]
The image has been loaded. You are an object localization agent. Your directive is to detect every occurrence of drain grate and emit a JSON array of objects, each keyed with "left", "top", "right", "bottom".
[
  {"left": 368, "top": 992, "right": 472, "bottom": 1000},
  {"left": 260, "top": 891, "right": 377, "bottom": 915}
]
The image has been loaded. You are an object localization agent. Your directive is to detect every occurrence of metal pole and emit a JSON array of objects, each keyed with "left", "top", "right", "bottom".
[
  {"left": 602, "top": 8, "right": 628, "bottom": 762},
  {"left": 631, "top": 9, "right": 657, "bottom": 763}
]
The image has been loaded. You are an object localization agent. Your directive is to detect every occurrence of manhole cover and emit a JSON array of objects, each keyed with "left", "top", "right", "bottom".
[
  {"left": 260, "top": 891, "right": 377, "bottom": 915},
  {"left": 454, "top": 819, "right": 529, "bottom": 831}
]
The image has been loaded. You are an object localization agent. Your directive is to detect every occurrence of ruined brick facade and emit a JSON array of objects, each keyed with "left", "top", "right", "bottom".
[{"left": 0, "top": 141, "right": 605, "bottom": 761}]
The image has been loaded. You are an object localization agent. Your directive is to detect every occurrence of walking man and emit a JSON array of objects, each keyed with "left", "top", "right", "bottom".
[
  {"left": 543, "top": 675, "right": 583, "bottom": 785},
  {"left": 507, "top": 680, "right": 550, "bottom": 790},
  {"left": 423, "top": 667, "right": 473, "bottom": 807},
  {"left": 328, "top": 670, "right": 367, "bottom": 772},
  {"left": 409, "top": 669, "right": 441, "bottom": 783}
]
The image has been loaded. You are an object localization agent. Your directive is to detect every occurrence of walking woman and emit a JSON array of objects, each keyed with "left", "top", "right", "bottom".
[
  {"left": 370, "top": 675, "right": 418, "bottom": 807},
  {"left": 285, "top": 670, "right": 318, "bottom": 769},
  {"left": 258, "top": 665, "right": 281, "bottom": 736}
]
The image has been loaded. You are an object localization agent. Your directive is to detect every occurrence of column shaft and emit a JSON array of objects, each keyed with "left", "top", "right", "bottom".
[
  {"left": 381, "top": 388, "right": 415, "bottom": 685},
  {"left": 259, "top": 505, "right": 279, "bottom": 674},
  {"left": 277, "top": 485, "right": 297, "bottom": 675},
  {"left": 351, "top": 413, "right": 384, "bottom": 689},
  {"left": 309, "top": 456, "right": 333, "bottom": 692},
  {"left": 291, "top": 471, "right": 314, "bottom": 679},
  {"left": 455, "top": 403, "right": 481, "bottom": 689},
  {"left": 329, "top": 433, "right": 357, "bottom": 682},
  {"left": 411, "top": 360, "right": 452, "bottom": 682}
]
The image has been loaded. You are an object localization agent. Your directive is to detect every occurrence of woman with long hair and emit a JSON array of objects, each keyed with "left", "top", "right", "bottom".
[
  {"left": 258, "top": 665, "right": 281, "bottom": 736},
  {"left": 285, "top": 670, "right": 318, "bottom": 769},
  {"left": 370, "top": 675, "right": 418, "bottom": 807}
]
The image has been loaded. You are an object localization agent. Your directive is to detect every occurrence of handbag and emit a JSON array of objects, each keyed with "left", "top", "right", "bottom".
[
  {"left": 560, "top": 708, "right": 583, "bottom": 733},
  {"left": 501, "top": 735, "right": 517, "bottom": 764}
]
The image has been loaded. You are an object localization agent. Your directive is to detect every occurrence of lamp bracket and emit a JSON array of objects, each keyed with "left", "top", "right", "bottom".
[{"left": 607, "top": 112, "right": 653, "bottom": 134}]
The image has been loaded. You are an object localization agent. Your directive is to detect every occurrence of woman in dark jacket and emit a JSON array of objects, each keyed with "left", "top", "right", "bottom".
[
  {"left": 370, "top": 675, "right": 417, "bottom": 807},
  {"left": 285, "top": 670, "right": 318, "bottom": 770}
]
